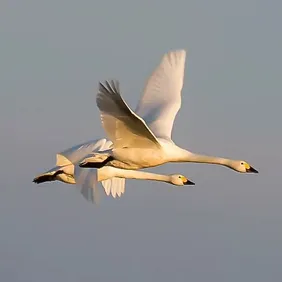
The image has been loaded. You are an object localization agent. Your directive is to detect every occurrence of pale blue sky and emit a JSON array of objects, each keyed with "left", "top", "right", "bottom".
[{"left": 0, "top": 1, "right": 281, "bottom": 281}]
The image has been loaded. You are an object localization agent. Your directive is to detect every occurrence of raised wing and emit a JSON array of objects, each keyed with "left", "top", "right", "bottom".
[
  {"left": 135, "top": 50, "right": 186, "bottom": 140},
  {"left": 56, "top": 139, "right": 108, "bottom": 166},
  {"left": 96, "top": 80, "right": 161, "bottom": 149}
]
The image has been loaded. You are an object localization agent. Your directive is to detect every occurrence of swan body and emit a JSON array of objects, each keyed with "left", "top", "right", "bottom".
[{"left": 80, "top": 50, "right": 258, "bottom": 174}]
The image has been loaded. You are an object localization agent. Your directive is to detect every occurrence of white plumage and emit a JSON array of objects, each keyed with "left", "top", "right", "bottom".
[{"left": 80, "top": 49, "right": 258, "bottom": 174}]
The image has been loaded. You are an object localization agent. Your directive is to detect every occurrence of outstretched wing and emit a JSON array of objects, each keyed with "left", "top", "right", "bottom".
[
  {"left": 96, "top": 80, "right": 161, "bottom": 149},
  {"left": 135, "top": 50, "right": 186, "bottom": 140}
]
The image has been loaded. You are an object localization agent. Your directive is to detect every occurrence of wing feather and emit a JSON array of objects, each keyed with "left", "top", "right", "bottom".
[
  {"left": 74, "top": 167, "right": 99, "bottom": 204},
  {"left": 96, "top": 80, "right": 161, "bottom": 149},
  {"left": 101, "top": 177, "right": 125, "bottom": 198},
  {"left": 56, "top": 139, "right": 108, "bottom": 166},
  {"left": 135, "top": 50, "right": 186, "bottom": 140}
]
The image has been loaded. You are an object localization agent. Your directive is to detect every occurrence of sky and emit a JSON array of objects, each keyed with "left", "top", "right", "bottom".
[{"left": 0, "top": 0, "right": 281, "bottom": 281}]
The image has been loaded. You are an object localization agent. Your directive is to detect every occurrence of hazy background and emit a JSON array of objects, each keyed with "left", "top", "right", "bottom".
[{"left": 0, "top": 1, "right": 281, "bottom": 281}]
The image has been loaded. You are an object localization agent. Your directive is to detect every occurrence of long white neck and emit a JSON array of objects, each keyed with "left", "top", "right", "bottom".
[
  {"left": 98, "top": 167, "right": 170, "bottom": 183},
  {"left": 174, "top": 148, "right": 233, "bottom": 167}
]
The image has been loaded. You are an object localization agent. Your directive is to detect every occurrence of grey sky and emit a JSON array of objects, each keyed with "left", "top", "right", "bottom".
[{"left": 0, "top": 1, "right": 281, "bottom": 281}]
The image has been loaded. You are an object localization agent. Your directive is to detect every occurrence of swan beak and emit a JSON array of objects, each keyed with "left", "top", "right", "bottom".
[
  {"left": 246, "top": 166, "right": 258, "bottom": 173},
  {"left": 184, "top": 179, "right": 195, "bottom": 185}
]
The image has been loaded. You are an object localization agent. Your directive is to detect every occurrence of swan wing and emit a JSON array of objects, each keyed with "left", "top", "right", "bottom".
[
  {"left": 74, "top": 166, "right": 99, "bottom": 204},
  {"left": 135, "top": 50, "right": 186, "bottom": 140},
  {"left": 56, "top": 138, "right": 109, "bottom": 166},
  {"left": 101, "top": 177, "right": 125, "bottom": 198},
  {"left": 96, "top": 80, "right": 161, "bottom": 149},
  {"left": 74, "top": 167, "right": 126, "bottom": 201}
]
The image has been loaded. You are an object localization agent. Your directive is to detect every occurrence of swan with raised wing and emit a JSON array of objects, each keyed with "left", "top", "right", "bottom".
[{"left": 79, "top": 50, "right": 258, "bottom": 174}]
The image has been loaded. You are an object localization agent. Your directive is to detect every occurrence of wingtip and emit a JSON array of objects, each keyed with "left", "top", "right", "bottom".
[
  {"left": 161, "top": 49, "right": 186, "bottom": 71},
  {"left": 170, "top": 49, "right": 186, "bottom": 55}
]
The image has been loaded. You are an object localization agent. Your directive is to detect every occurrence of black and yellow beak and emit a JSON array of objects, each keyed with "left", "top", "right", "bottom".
[
  {"left": 184, "top": 179, "right": 195, "bottom": 185},
  {"left": 246, "top": 166, "right": 258, "bottom": 173}
]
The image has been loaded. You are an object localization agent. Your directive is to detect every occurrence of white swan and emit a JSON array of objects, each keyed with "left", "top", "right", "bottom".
[
  {"left": 33, "top": 139, "right": 194, "bottom": 202},
  {"left": 80, "top": 50, "right": 258, "bottom": 174}
]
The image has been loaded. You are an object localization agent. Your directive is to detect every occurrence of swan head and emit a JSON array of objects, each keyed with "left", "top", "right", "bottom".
[
  {"left": 228, "top": 161, "right": 258, "bottom": 173},
  {"left": 170, "top": 175, "right": 195, "bottom": 186}
]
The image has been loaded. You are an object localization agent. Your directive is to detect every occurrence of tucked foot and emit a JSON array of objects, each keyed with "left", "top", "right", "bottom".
[{"left": 79, "top": 156, "right": 114, "bottom": 169}]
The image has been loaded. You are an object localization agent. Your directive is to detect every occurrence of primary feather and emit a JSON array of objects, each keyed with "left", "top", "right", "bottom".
[
  {"left": 135, "top": 49, "right": 186, "bottom": 140},
  {"left": 97, "top": 80, "right": 161, "bottom": 149}
]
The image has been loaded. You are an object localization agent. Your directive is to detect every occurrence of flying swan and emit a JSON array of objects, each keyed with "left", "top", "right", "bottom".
[
  {"left": 33, "top": 139, "right": 194, "bottom": 202},
  {"left": 79, "top": 50, "right": 258, "bottom": 174}
]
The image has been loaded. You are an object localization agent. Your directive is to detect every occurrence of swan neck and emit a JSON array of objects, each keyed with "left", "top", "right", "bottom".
[
  {"left": 180, "top": 151, "right": 231, "bottom": 166},
  {"left": 98, "top": 167, "right": 170, "bottom": 183},
  {"left": 123, "top": 170, "right": 170, "bottom": 182}
]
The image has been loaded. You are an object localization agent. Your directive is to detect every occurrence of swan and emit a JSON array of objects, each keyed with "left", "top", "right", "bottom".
[
  {"left": 79, "top": 50, "right": 258, "bottom": 174},
  {"left": 33, "top": 139, "right": 194, "bottom": 202}
]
